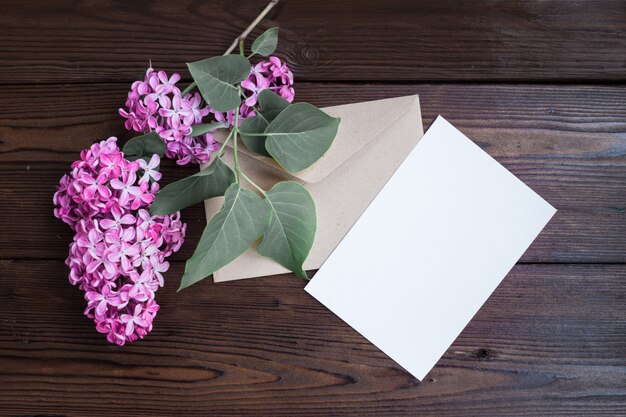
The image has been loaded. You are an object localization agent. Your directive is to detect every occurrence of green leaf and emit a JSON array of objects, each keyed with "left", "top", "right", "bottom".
[
  {"left": 187, "top": 55, "right": 251, "bottom": 112},
  {"left": 257, "top": 181, "right": 316, "bottom": 279},
  {"left": 239, "top": 115, "right": 270, "bottom": 156},
  {"left": 238, "top": 90, "right": 291, "bottom": 157},
  {"left": 251, "top": 27, "right": 278, "bottom": 56},
  {"left": 264, "top": 103, "right": 341, "bottom": 173},
  {"left": 180, "top": 184, "right": 270, "bottom": 290},
  {"left": 190, "top": 122, "right": 229, "bottom": 137},
  {"left": 150, "top": 158, "right": 235, "bottom": 216},
  {"left": 122, "top": 131, "right": 165, "bottom": 162},
  {"left": 257, "top": 89, "right": 290, "bottom": 120}
]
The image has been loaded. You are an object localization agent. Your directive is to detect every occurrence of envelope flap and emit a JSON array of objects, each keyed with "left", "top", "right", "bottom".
[{"left": 229, "top": 94, "right": 421, "bottom": 183}]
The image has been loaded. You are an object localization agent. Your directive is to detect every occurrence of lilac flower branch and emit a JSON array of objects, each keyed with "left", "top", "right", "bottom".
[{"left": 53, "top": 0, "right": 337, "bottom": 346}]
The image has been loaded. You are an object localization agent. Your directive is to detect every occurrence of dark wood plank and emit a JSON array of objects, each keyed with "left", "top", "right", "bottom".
[
  {"left": 1, "top": 261, "right": 625, "bottom": 416},
  {"left": 2, "top": 0, "right": 626, "bottom": 84},
  {"left": 1, "top": 2, "right": 624, "bottom": 416},
  {"left": 1, "top": 83, "right": 625, "bottom": 262}
]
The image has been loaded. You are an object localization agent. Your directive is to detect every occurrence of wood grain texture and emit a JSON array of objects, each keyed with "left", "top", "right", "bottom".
[
  {"left": 1, "top": 261, "right": 625, "bottom": 416},
  {"left": 1, "top": 83, "right": 625, "bottom": 262},
  {"left": 2, "top": 0, "right": 626, "bottom": 84},
  {"left": 2, "top": 1, "right": 626, "bottom": 415}
]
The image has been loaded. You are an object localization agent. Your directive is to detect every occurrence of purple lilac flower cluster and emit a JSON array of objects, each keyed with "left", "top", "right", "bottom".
[
  {"left": 119, "top": 69, "right": 218, "bottom": 165},
  {"left": 53, "top": 137, "right": 186, "bottom": 345},
  {"left": 213, "top": 56, "right": 295, "bottom": 126},
  {"left": 119, "top": 57, "right": 294, "bottom": 165}
]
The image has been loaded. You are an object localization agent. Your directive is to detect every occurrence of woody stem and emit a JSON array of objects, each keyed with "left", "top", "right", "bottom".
[{"left": 181, "top": 0, "right": 279, "bottom": 96}]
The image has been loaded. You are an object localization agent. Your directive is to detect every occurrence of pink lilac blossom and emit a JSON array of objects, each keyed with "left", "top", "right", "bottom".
[
  {"left": 118, "top": 57, "right": 295, "bottom": 165},
  {"left": 119, "top": 68, "right": 218, "bottom": 166},
  {"left": 212, "top": 56, "right": 295, "bottom": 127},
  {"left": 53, "top": 137, "right": 186, "bottom": 345}
]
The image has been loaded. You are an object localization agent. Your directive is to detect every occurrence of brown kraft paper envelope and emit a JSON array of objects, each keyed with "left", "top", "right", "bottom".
[{"left": 199, "top": 94, "right": 424, "bottom": 282}]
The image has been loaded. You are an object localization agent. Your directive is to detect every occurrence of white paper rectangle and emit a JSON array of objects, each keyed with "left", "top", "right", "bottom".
[{"left": 305, "top": 116, "right": 556, "bottom": 380}]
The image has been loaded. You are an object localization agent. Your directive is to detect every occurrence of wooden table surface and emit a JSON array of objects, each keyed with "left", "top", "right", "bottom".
[{"left": 1, "top": 1, "right": 626, "bottom": 415}]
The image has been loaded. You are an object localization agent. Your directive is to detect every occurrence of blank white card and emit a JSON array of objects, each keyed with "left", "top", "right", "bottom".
[{"left": 305, "top": 116, "right": 556, "bottom": 380}]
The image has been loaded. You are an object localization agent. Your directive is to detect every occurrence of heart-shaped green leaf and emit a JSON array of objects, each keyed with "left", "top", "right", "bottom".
[
  {"left": 122, "top": 131, "right": 165, "bottom": 162},
  {"left": 180, "top": 184, "right": 270, "bottom": 290},
  {"left": 251, "top": 27, "right": 278, "bottom": 56},
  {"left": 258, "top": 89, "right": 290, "bottom": 120},
  {"left": 150, "top": 158, "right": 235, "bottom": 216},
  {"left": 187, "top": 55, "right": 251, "bottom": 112},
  {"left": 257, "top": 181, "right": 316, "bottom": 279},
  {"left": 239, "top": 90, "right": 291, "bottom": 157},
  {"left": 264, "top": 103, "right": 340, "bottom": 173},
  {"left": 190, "top": 122, "right": 229, "bottom": 137},
  {"left": 239, "top": 115, "right": 270, "bottom": 156}
]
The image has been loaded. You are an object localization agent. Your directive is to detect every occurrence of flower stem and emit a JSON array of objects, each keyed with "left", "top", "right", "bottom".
[
  {"left": 181, "top": 0, "right": 279, "bottom": 96},
  {"left": 232, "top": 88, "right": 267, "bottom": 196},
  {"left": 240, "top": 171, "right": 267, "bottom": 196},
  {"left": 217, "top": 129, "right": 234, "bottom": 158},
  {"left": 233, "top": 107, "right": 241, "bottom": 184},
  {"left": 252, "top": 104, "right": 269, "bottom": 123},
  {"left": 181, "top": 82, "right": 196, "bottom": 96},
  {"left": 225, "top": 0, "right": 279, "bottom": 55}
]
